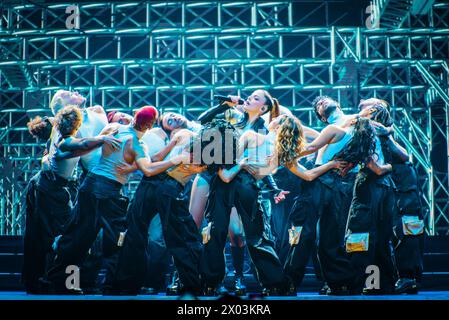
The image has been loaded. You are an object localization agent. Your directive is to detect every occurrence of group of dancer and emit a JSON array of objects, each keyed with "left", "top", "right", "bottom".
[{"left": 22, "top": 88, "right": 425, "bottom": 296}]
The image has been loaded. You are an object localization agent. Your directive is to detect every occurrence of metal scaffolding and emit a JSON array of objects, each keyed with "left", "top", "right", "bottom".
[{"left": 1, "top": 1, "right": 449, "bottom": 235}]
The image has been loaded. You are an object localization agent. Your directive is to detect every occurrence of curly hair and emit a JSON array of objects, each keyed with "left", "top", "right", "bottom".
[
  {"left": 368, "top": 102, "right": 394, "bottom": 163},
  {"left": 192, "top": 119, "right": 240, "bottom": 173},
  {"left": 275, "top": 116, "right": 306, "bottom": 168},
  {"left": 54, "top": 105, "right": 83, "bottom": 138},
  {"left": 369, "top": 102, "right": 393, "bottom": 127},
  {"left": 27, "top": 116, "right": 52, "bottom": 141},
  {"left": 333, "top": 117, "right": 376, "bottom": 166}
]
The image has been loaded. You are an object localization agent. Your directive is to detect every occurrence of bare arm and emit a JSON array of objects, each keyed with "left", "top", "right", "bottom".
[
  {"left": 302, "top": 125, "right": 320, "bottom": 142},
  {"left": 151, "top": 138, "right": 178, "bottom": 162},
  {"left": 133, "top": 141, "right": 183, "bottom": 177},
  {"left": 58, "top": 136, "right": 105, "bottom": 152},
  {"left": 366, "top": 157, "right": 392, "bottom": 175},
  {"left": 87, "top": 105, "right": 106, "bottom": 115},
  {"left": 135, "top": 157, "right": 180, "bottom": 177},
  {"left": 287, "top": 159, "right": 343, "bottom": 181},
  {"left": 98, "top": 123, "right": 120, "bottom": 136},
  {"left": 299, "top": 125, "right": 339, "bottom": 157},
  {"left": 55, "top": 130, "right": 121, "bottom": 160},
  {"left": 218, "top": 164, "right": 243, "bottom": 183}
]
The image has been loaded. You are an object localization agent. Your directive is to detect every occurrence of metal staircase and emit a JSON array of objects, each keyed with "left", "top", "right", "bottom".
[{"left": 373, "top": 0, "right": 413, "bottom": 28}]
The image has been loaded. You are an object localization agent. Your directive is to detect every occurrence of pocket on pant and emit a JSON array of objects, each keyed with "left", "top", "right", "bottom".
[
  {"left": 345, "top": 232, "right": 370, "bottom": 253},
  {"left": 288, "top": 225, "right": 303, "bottom": 246},
  {"left": 347, "top": 202, "right": 372, "bottom": 233},
  {"left": 401, "top": 216, "right": 425, "bottom": 236}
]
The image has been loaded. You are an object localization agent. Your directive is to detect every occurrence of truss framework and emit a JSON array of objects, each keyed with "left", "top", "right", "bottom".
[{"left": 1, "top": 1, "right": 449, "bottom": 235}]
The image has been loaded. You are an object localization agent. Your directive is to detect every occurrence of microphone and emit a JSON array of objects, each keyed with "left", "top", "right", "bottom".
[{"left": 214, "top": 95, "right": 245, "bottom": 105}]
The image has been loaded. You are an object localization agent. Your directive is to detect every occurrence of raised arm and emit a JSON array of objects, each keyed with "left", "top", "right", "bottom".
[
  {"left": 287, "top": 159, "right": 344, "bottom": 181},
  {"left": 197, "top": 103, "right": 230, "bottom": 124},
  {"left": 302, "top": 125, "right": 320, "bottom": 142},
  {"left": 56, "top": 134, "right": 120, "bottom": 160},
  {"left": 299, "top": 125, "right": 340, "bottom": 157}
]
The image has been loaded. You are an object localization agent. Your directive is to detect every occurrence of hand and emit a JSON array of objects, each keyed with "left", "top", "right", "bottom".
[
  {"left": 266, "top": 155, "right": 278, "bottom": 167},
  {"left": 101, "top": 135, "right": 121, "bottom": 151},
  {"left": 223, "top": 95, "right": 241, "bottom": 107},
  {"left": 371, "top": 121, "right": 391, "bottom": 136},
  {"left": 331, "top": 159, "right": 349, "bottom": 170},
  {"left": 239, "top": 157, "right": 250, "bottom": 168},
  {"left": 172, "top": 152, "right": 191, "bottom": 165},
  {"left": 339, "top": 162, "right": 355, "bottom": 177},
  {"left": 274, "top": 190, "right": 290, "bottom": 204},
  {"left": 171, "top": 133, "right": 182, "bottom": 145},
  {"left": 116, "top": 162, "right": 138, "bottom": 175},
  {"left": 100, "top": 127, "right": 119, "bottom": 136}
]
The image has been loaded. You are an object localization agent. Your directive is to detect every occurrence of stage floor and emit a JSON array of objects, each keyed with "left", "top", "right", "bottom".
[{"left": 1, "top": 291, "right": 449, "bottom": 300}]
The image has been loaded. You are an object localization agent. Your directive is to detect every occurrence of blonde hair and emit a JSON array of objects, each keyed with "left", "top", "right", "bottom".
[
  {"left": 50, "top": 90, "right": 71, "bottom": 115},
  {"left": 275, "top": 116, "right": 306, "bottom": 167},
  {"left": 54, "top": 105, "right": 83, "bottom": 137}
]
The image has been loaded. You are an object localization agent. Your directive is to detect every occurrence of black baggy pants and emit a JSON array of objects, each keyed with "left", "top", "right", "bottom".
[
  {"left": 283, "top": 179, "right": 322, "bottom": 288},
  {"left": 391, "top": 163, "right": 424, "bottom": 282},
  {"left": 22, "top": 171, "right": 74, "bottom": 292},
  {"left": 271, "top": 167, "right": 303, "bottom": 264},
  {"left": 346, "top": 172, "right": 396, "bottom": 293},
  {"left": 284, "top": 171, "right": 355, "bottom": 290},
  {"left": 113, "top": 174, "right": 202, "bottom": 294},
  {"left": 200, "top": 171, "right": 287, "bottom": 290},
  {"left": 45, "top": 173, "right": 128, "bottom": 290}
]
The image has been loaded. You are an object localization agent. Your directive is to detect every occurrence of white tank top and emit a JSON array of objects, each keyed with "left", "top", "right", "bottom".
[
  {"left": 47, "top": 127, "right": 80, "bottom": 180},
  {"left": 241, "top": 131, "right": 276, "bottom": 179},
  {"left": 315, "top": 127, "right": 354, "bottom": 165},
  {"left": 91, "top": 125, "right": 137, "bottom": 185},
  {"left": 141, "top": 129, "right": 169, "bottom": 158},
  {"left": 78, "top": 108, "right": 108, "bottom": 172}
]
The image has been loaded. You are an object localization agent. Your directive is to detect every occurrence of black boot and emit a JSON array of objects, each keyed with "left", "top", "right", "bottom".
[
  {"left": 204, "top": 283, "right": 228, "bottom": 296},
  {"left": 319, "top": 282, "right": 329, "bottom": 295},
  {"left": 395, "top": 278, "right": 418, "bottom": 294},
  {"left": 231, "top": 246, "right": 246, "bottom": 296},
  {"left": 166, "top": 271, "right": 182, "bottom": 296}
]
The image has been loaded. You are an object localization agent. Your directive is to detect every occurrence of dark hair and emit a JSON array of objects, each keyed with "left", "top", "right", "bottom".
[
  {"left": 27, "top": 116, "right": 52, "bottom": 141},
  {"left": 54, "top": 105, "right": 83, "bottom": 137},
  {"left": 261, "top": 90, "right": 280, "bottom": 123},
  {"left": 312, "top": 95, "right": 339, "bottom": 123},
  {"left": 235, "top": 90, "right": 279, "bottom": 129},
  {"left": 192, "top": 119, "right": 240, "bottom": 173},
  {"left": 369, "top": 102, "right": 394, "bottom": 162},
  {"left": 370, "top": 103, "right": 393, "bottom": 127},
  {"left": 333, "top": 117, "right": 377, "bottom": 167}
]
